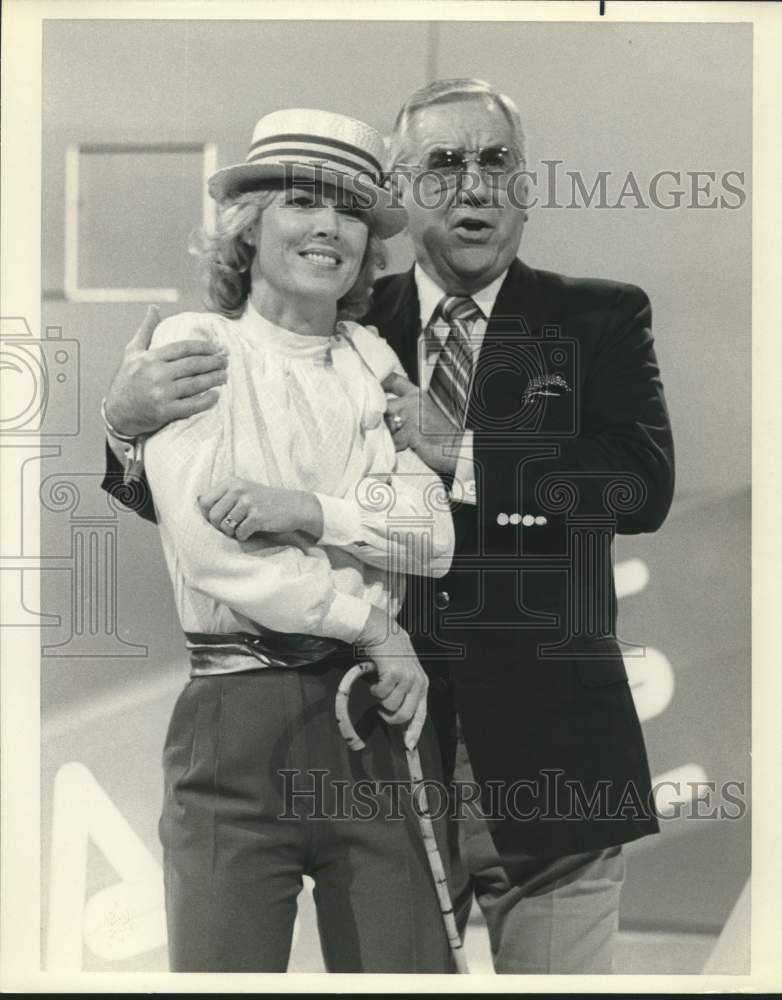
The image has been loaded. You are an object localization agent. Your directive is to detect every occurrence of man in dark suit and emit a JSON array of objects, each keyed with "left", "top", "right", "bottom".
[{"left": 102, "top": 79, "right": 673, "bottom": 973}]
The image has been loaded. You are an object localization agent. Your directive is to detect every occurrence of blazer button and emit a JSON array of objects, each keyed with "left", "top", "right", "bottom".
[
  {"left": 509, "top": 512, "right": 521, "bottom": 525},
  {"left": 435, "top": 590, "right": 450, "bottom": 610},
  {"left": 522, "top": 514, "right": 535, "bottom": 527},
  {"left": 496, "top": 513, "right": 509, "bottom": 526}
]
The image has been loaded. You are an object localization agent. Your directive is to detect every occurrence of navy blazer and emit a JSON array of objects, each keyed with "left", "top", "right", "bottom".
[{"left": 362, "top": 259, "right": 674, "bottom": 854}]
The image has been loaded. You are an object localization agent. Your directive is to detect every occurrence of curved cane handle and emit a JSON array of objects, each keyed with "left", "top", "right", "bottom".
[
  {"left": 334, "top": 661, "right": 427, "bottom": 752},
  {"left": 334, "top": 661, "right": 376, "bottom": 750}
]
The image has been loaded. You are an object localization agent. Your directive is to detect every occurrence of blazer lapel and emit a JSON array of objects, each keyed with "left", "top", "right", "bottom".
[
  {"left": 489, "top": 257, "right": 544, "bottom": 335},
  {"left": 377, "top": 267, "right": 423, "bottom": 384},
  {"left": 466, "top": 258, "right": 544, "bottom": 430}
]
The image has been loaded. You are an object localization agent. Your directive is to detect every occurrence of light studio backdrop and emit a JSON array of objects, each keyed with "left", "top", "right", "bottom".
[{"left": 34, "top": 18, "right": 750, "bottom": 973}]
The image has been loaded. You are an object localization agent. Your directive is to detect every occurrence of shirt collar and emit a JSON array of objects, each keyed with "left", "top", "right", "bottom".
[{"left": 413, "top": 262, "right": 510, "bottom": 331}]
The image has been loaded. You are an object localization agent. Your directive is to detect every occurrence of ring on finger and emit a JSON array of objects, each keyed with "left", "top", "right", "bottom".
[
  {"left": 222, "top": 516, "right": 237, "bottom": 528},
  {"left": 390, "top": 414, "right": 403, "bottom": 431}
]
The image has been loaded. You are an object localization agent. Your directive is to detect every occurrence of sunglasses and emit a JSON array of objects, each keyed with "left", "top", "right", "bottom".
[{"left": 408, "top": 145, "right": 519, "bottom": 179}]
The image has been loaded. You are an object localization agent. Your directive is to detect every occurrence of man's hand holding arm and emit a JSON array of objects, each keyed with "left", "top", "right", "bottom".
[
  {"left": 382, "top": 372, "right": 478, "bottom": 503},
  {"left": 383, "top": 372, "right": 462, "bottom": 473},
  {"left": 101, "top": 306, "right": 228, "bottom": 521},
  {"left": 104, "top": 305, "right": 228, "bottom": 438}
]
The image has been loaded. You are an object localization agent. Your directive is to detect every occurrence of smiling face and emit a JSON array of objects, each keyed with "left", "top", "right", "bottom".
[
  {"left": 249, "top": 183, "right": 370, "bottom": 315},
  {"left": 396, "top": 97, "right": 527, "bottom": 295}
]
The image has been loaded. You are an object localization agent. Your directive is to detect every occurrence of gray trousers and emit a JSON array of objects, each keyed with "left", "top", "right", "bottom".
[
  {"left": 450, "top": 733, "right": 626, "bottom": 974},
  {"left": 159, "top": 662, "right": 454, "bottom": 972}
]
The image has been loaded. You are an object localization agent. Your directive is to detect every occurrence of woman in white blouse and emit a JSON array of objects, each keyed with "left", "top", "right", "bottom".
[{"left": 143, "top": 109, "right": 456, "bottom": 972}]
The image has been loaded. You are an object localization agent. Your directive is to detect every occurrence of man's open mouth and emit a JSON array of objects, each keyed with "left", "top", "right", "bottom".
[{"left": 453, "top": 218, "right": 493, "bottom": 233}]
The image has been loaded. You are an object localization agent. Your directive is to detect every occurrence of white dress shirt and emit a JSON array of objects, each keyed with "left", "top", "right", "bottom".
[
  {"left": 412, "top": 263, "right": 509, "bottom": 504},
  {"left": 141, "top": 303, "right": 454, "bottom": 644}
]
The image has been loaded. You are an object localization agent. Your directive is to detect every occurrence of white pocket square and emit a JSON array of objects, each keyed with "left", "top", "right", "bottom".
[{"left": 521, "top": 374, "right": 572, "bottom": 406}]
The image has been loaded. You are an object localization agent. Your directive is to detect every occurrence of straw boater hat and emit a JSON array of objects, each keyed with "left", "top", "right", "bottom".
[{"left": 207, "top": 108, "right": 404, "bottom": 239}]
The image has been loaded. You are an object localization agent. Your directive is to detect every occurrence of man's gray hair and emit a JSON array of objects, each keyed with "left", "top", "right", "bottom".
[{"left": 388, "top": 78, "right": 527, "bottom": 171}]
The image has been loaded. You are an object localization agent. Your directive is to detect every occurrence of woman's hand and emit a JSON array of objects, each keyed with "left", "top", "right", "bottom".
[
  {"left": 198, "top": 478, "right": 324, "bottom": 541},
  {"left": 357, "top": 606, "right": 429, "bottom": 750}
]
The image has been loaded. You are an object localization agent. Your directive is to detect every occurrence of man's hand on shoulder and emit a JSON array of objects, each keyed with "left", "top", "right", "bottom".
[{"left": 103, "top": 306, "right": 228, "bottom": 437}]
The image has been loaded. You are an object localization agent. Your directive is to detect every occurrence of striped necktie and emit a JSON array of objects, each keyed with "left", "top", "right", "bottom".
[{"left": 428, "top": 295, "right": 483, "bottom": 428}]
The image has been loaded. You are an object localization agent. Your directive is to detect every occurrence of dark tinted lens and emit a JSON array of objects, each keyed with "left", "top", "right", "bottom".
[
  {"left": 479, "top": 145, "right": 513, "bottom": 173},
  {"left": 426, "top": 149, "right": 467, "bottom": 174}
]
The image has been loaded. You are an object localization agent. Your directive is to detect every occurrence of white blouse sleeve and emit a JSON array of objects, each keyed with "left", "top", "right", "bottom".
[
  {"left": 315, "top": 446, "right": 454, "bottom": 578},
  {"left": 143, "top": 313, "right": 373, "bottom": 643},
  {"left": 315, "top": 322, "right": 455, "bottom": 578}
]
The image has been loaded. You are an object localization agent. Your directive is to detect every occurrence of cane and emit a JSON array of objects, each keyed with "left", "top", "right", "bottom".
[{"left": 335, "top": 661, "right": 469, "bottom": 974}]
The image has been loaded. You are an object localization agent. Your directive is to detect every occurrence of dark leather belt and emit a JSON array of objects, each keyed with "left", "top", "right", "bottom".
[{"left": 185, "top": 629, "right": 351, "bottom": 676}]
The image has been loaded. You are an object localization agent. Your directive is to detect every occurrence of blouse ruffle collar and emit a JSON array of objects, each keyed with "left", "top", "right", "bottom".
[{"left": 234, "top": 300, "right": 342, "bottom": 359}]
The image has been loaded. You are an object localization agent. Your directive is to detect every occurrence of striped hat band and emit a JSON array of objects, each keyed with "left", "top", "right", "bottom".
[
  {"left": 246, "top": 133, "right": 383, "bottom": 178},
  {"left": 207, "top": 108, "right": 404, "bottom": 239}
]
